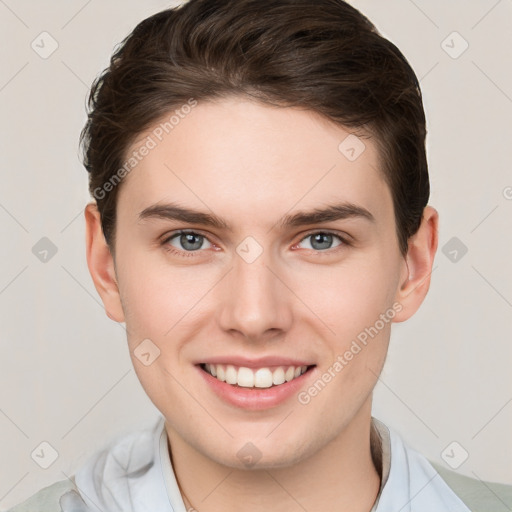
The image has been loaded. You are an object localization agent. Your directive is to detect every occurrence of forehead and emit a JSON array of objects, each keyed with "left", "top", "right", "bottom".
[{"left": 117, "top": 97, "right": 392, "bottom": 229}]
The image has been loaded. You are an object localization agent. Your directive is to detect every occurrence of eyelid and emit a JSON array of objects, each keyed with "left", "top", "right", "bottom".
[
  {"left": 161, "top": 228, "right": 215, "bottom": 244},
  {"left": 160, "top": 228, "right": 352, "bottom": 258},
  {"left": 292, "top": 231, "right": 352, "bottom": 254},
  {"left": 160, "top": 229, "right": 217, "bottom": 258},
  {"left": 296, "top": 228, "right": 353, "bottom": 245}
]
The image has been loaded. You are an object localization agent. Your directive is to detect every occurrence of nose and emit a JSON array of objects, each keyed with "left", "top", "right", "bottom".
[{"left": 216, "top": 249, "right": 293, "bottom": 342}]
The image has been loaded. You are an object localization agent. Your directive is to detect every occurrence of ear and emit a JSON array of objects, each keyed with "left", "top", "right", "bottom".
[
  {"left": 393, "top": 206, "right": 439, "bottom": 323},
  {"left": 84, "top": 202, "right": 125, "bottom": 322}
]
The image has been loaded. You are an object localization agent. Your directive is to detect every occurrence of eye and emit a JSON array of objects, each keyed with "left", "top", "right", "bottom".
[
  {"left": 163, "top": 230, "right": 213, "bottom": 254},
  {"left": 295, "top": 231, "right": 347, "bottom": 251}
]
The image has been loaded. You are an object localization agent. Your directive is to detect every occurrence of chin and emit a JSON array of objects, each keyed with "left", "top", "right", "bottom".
[{"left": 210, "top": 431, "right": 321, "bottom": 470}]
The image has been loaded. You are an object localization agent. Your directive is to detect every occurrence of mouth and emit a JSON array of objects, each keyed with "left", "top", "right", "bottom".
[{"left": 199, "top": 363, "right": 314, "bottom": 389}]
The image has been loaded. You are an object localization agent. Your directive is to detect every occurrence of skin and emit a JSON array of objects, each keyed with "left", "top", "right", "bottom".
[{"left": 85, "top": 96, "right": 438, "bottom": 512}]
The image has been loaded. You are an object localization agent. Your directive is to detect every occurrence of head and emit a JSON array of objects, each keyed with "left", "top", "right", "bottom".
[{"left": 83, "top": 0, "right": 438, "bottom": 470}]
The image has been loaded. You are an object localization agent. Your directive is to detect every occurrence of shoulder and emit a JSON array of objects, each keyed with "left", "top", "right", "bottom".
[
  {"left": 372, "top": 418, "right": 511, "bottom": 511},
  {"left": 430, "top": 461, "right": 512, "bottom": 512},
  {"left": 6, "top": 477, "right": 89, "bottom": 512},
  {"left": 6, "top": 419, "right": 166, "bottom": 512}
]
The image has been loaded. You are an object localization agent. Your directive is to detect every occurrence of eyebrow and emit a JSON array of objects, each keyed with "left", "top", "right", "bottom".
[{"left": 138, "top": 201, "right": 375, "bottom": 231}]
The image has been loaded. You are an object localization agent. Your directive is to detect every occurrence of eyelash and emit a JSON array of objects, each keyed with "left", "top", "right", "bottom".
[{"left": 160, "top": 229, "right": 351, "bottom": 258}]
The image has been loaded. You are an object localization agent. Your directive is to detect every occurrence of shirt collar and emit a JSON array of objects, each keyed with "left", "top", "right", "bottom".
[{"left": 75, "top": 414, "right": 468, "bottom": 512}]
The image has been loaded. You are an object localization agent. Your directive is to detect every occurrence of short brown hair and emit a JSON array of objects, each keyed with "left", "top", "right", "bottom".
[{"left": 81, "top": 0, "right": 429, "bottom": 255}]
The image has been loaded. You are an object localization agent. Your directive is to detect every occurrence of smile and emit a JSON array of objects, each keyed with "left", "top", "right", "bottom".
[{"left": 201, "top": 363, "right": 310, "bottom": 388}]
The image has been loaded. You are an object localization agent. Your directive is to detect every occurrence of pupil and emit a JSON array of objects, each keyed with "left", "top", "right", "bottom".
[
  {"left": 182, "top": 233, "right": 202, "bottom": 250},
  {"left": 312, "top": 233, "right": 332, "bottom": 250}
]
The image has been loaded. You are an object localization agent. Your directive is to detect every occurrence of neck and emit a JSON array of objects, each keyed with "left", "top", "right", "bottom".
[{"left": 167, "top": 401, "right": 381, "bottom": 512}]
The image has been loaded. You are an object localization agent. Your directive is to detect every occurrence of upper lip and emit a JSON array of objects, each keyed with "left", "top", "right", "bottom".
[{"left": 197, "top": 356, "right": 315, "bottom": 369}]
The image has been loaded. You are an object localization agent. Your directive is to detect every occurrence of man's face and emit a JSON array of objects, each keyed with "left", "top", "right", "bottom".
[{"left": 111, "top": 97, "right": 409, "bottom": 468}]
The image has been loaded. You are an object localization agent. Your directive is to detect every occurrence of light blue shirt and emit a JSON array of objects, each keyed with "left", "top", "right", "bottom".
[{"left": 9, "top": 416, "right": 510, "bottom": 511}]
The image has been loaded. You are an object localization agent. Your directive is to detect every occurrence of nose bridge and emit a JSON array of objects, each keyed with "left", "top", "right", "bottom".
[{"left": 217, "top": 242, "right": 292, "bottom": 339}]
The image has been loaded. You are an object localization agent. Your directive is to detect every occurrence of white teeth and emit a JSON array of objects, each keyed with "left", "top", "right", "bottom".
[
  {"left": 203, "top": 363, "right": 309, "bottom": 388},
  {"left": 225, "top": 365, "right": 237, "bottom": 385},
  {"left": 254, "top": 368, "right": 273, "bottom": 388},
  {"left": 272, "top": 367, "right": 285, "bottom": 385},
  {"left": 216, "top": 365, "right": 226, "bottom": 382},
  {"left": 238, "top": 367, "right": 255, "bottom": 388}
]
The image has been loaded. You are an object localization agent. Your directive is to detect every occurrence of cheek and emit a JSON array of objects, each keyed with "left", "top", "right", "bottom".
[
  {"left": 293, "top": 254, "right": 400, "bottom": 346},
  {"left": 292, "top": 260, "right": 396, "bottom": 419},
  {"left": 116, "top": 228, "right": 402, "bottom": 348},
  {"left": 115, "top": 248, "right": 212, "bottom": 343}
]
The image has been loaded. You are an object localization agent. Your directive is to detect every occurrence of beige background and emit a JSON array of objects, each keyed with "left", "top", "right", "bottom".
[{"left": 1, "top": 0, "right": 511, "bottom": 508}]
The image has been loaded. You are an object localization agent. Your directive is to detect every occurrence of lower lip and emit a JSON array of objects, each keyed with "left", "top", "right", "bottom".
[{"left": 196, "top": 365, "right": 315, "bottom": 411}]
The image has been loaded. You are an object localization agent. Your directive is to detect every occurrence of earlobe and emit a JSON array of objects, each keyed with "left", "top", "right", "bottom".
[
  {"left": 393, "top": 206, "right": 439, "bottom": 323},
  {"left": 84, "top": 202, "right": 125, "bottom": 323}
]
